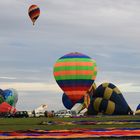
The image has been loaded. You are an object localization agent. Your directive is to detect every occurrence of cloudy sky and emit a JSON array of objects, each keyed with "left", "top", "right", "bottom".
[{"left": 0, "top": 0, "right": 140, "bottom": 111}]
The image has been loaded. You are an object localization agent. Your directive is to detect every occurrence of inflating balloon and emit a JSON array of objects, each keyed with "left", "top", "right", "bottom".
[
  {"left": 3, "top": 88, "right": 18, "bottom": 107},
  {"left": 88, "top": 83, "right": 133, "bottom": 115},
  {"left": 0, "top": 102, "right": 16, "bottom": 114},
  {"left": 28, "top": 5, "right": 40, "bottom": 25},
  {"left": 54, "top": 52, "right": 97, "bottom": 103}
]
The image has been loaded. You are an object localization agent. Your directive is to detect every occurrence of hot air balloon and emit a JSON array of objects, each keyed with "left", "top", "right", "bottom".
[
  {"left": 0, "top": 102, "right": 16, "bottom": 114},
  {"left": 54, "top": 52, "right": 97, "bottom": 104},
  {"left": 3, "top": 88, "right": 18, "bottom": 107},
  {"left": 28, "top": 5, "right": 40, "bottom": 25},
  {"left": 88, "top": 83, "right": 133, "bottom": 115}
]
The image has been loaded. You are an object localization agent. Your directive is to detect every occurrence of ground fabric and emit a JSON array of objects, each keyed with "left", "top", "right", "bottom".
[{"left": 0, "top": 128, "right": 140, "bottom": 139}]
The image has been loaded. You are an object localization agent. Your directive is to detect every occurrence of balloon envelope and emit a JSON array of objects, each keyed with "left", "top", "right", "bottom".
[
  {"left": 28, "top": 5, "right": 40, "bottom": 25},
  {"left": 88, "top": 83, "right": 132, "bottom": 115},
  {"left": 54, "top": 52, "right": 97, "bottom": 103},
  {"left": 3, "top": 88, "right": 18, "bottom": 107}
]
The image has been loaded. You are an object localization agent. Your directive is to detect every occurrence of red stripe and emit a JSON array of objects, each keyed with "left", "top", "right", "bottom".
[{"left": 29, "top": 11, "right": 40, "bottom": 18}]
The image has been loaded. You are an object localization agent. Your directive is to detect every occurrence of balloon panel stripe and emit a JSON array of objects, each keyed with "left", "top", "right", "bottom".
[
  {"left": 99, "top": 99, "right": 108, "bottom": 112},
  {"left": 56, "top": 79, "right": 93, "bottom": 85},
  {"left": 105, "top": 100, "right": 115, "bottom": 114},
  {"left": 29, "top": 7, "right": 40, "bottom": 13},
  {"left": 54, "top": 70, "right": 94, "bottom": 76},
  {"left": 60, "top": 86, "right": 91, "bottom": 91},
  {"left": 55, "top": 75, "right": 93, "bottom": 80},
  {"left": 54, "top": 62, "right": 94, "bottom": 67},
  {"left": 29, "top": 11, "right": 40, "bottom": 18},
  {"left": 60, "top": 54, "right": 90, "bottom": 59},
  {"left": 54, "top": 66, "right": 95, "bottom": 71},
  {"left": 57, "top": 58, "right": 92, "bottom": 62}
]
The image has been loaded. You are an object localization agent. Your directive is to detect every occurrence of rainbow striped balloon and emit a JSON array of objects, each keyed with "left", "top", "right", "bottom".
[
  {"left": 28, "top": 5, "right": 40, "bottom": 25},
  {"left": 53, "top": 52, "right": 97, "bottom": 103}
]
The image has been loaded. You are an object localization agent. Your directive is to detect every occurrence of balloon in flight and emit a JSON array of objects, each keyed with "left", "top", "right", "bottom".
[{"left": 28, "top": 5, "right": 40, "bottom": 25}]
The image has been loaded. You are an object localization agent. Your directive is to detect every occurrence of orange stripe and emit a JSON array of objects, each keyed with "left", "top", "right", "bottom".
[
  {"left": 66, "top": 91, "right": 87, "bottom": 96},
  {"left": 92, "top": 75, "right": 96, "bottom": 80},
  {"left": 54, "top": 62, "right": 94, "bottom": 67},
  {"left": 54, "top": 70, "right": 93, "bottom": 76},
  {"left": 66, "top": 91, "right": 86, "bottom": 102}
]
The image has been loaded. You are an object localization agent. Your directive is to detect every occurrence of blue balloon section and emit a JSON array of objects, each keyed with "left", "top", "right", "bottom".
[
  {"left": 136, "top": 104, "right": 140, "bottom": 111},
  {"left": 62, "top": 93, "right": 84, "bottom": 109}
]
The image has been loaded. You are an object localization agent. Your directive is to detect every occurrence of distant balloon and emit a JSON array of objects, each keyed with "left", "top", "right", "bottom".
[
  {"left": 3, "top": 88, "right": 18, "bottom": 107},
  {"left": 0, "top": 102, "right": 16, "bottom": 114},
  {"left": 54, "top": 52, "right": 97, "bottom": 103},
  {"left": 28, "top": 5, "right": 40, "bottom": 25},
  {"left": 88, "top": 83, "right": 133, "bottom": 115}
]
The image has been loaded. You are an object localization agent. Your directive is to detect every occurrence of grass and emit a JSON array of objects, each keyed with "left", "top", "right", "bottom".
[{"left": 0, "top": 115, "right": 139, "bottom": 131}]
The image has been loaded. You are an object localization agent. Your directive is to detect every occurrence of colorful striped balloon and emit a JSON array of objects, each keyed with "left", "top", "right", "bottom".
[
  {"left": 28, "top": 5, "right": 40, "bottom": 25},
  {"left": 53, "top": 52, "right": 97, "bottom": 103}
]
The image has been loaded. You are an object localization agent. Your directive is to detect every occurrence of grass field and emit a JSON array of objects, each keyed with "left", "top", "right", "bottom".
[{"left": 0, "top": 115, "right": 140, "bottom": 131}]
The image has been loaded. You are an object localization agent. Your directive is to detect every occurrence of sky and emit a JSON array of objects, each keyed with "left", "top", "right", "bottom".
[{"left": 0, "top": 0, "right": 140, "bottom": 111}]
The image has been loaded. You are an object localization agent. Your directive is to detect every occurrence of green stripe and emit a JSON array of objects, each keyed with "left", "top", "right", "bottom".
[
  {"left": 54, "top": 66, "right": 95, "bottom": 72},
  {"left": 57, "top": 58, "right": 93, "bottom": 62},
  {"left": 94, "top": 71, "right": 97, "bottom": 76},
  {"left": 55, "top": 75, "right": 93, "bottom": 80}
]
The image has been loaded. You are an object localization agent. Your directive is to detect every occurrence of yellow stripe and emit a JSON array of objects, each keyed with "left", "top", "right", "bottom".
[
  {"left": 113, "top": 87, "right": 121, "bottom": 94},
  {"left": 94, "top": 98, "right": 102, "bottom": 112},
  {"left": 103, "top": 87, "right": 113, "bottom": 100},
  {"left": 88, "top": 83, "right": 96, "bottom": 93},
  {"left": 105, "top": 100, "right": 115, "bottom": 114},
  {"left": 102, "top": 83, "right": 109, "bottom": 88}
]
